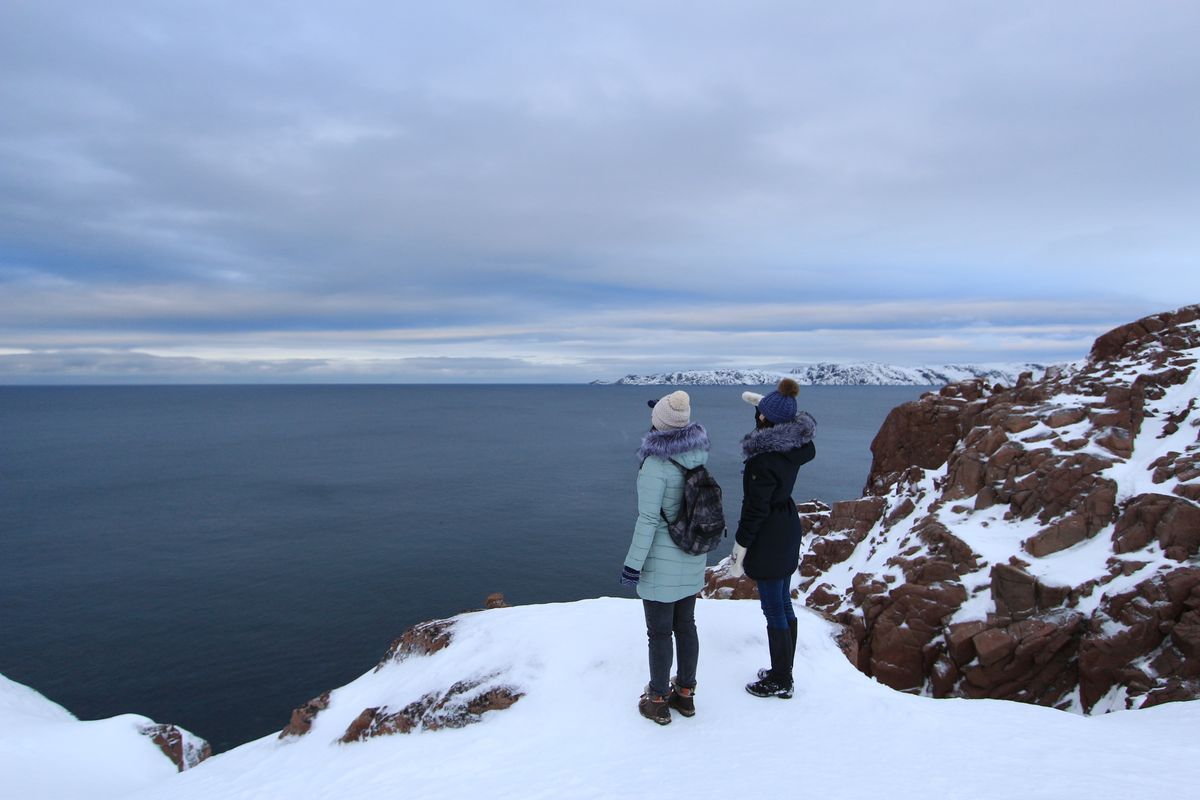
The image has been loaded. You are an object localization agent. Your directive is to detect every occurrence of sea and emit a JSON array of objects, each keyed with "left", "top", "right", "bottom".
[{"left": 0, "top": 384, "right": 926, "bottom": 751}]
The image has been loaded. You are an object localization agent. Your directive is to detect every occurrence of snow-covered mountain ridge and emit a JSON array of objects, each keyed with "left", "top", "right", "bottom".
[{"left": 600, "top": 362, "right": 1048, "bottom": 386}]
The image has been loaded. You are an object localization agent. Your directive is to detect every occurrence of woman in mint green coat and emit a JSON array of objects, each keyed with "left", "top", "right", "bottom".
[{"left": 620, "top": 390, "right": 710, "bottom": 725}]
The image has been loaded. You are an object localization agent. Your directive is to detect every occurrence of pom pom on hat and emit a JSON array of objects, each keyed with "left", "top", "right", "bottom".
[
  {"left": 757, "top": 378, "right": 800, "bottom": 424},
  {"left": 651, "top": 390, "right": 691, "bottom": 430},
  {"left": 741, "top": 391, "right": 763, "bottom": 406}
]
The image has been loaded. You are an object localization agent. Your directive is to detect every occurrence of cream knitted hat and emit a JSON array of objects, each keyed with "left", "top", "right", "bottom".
[{"left": 650, "top": 390, "right": 691, "bottom": 430}]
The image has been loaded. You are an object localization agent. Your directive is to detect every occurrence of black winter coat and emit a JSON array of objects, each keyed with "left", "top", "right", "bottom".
[{"left": 735, "top": 416, "right": 817, "bottom": 580}]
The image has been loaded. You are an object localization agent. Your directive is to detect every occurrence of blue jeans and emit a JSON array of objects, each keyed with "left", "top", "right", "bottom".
[
  {"left": 756, "top": 578, "right": 796, "bottom": 631},
  {"left": 642, "top": 595, "right": 698, "bottom": 697}
]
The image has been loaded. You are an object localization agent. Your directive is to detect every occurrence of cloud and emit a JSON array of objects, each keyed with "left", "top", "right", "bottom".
[{"left": 0, "top": 1, "right": 1197, "bottom": 382}]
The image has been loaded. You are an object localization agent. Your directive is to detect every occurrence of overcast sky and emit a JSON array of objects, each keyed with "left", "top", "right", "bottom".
[{"left": 1, "top": 1, "right": 1197, "bottom": 383}]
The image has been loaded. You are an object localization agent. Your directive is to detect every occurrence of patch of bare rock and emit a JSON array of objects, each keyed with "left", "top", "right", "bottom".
[
  {"left": 138, "top": 723, "right": 212, "bottom": 771},
  {"left": 279, "top": 594, "right": 522, "bottom": 743}
]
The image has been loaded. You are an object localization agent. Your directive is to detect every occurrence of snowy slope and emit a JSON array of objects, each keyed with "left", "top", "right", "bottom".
[
  {"left": 604, "top": 362, "right": 1047, "bottom": 386},
  {"left": 8, "top": 599, "right": 1194, "bottom": 800},
  {"left": 0, "top": 674, "right": 185, "bottom": 800}
]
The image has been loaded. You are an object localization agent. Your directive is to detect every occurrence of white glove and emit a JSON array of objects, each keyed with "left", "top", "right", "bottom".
[{"left": 728, "top": 543, "right": 747, "bottom": 578}]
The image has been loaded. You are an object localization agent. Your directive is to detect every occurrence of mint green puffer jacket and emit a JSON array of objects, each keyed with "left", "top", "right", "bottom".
[{"left": 623, "top": 424, "right": 711, "bottom": 603}]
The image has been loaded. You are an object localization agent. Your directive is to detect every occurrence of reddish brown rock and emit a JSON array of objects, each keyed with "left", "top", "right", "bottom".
[
  {"left": 484, "top": 593, "right": 510, "bottom": 609},
  {"left": 340, "top": 677, "right": 523, "bottom": 742},
  {"left": 865, "top": 396, "right": 970, "bottom": 493},
  {"left": 1024, "top": 515, "right": 1089, "bottom": 558},
  {"left": 279, "top": 692, "right": 331, "bottom": 738},
  {"left": 826, "top": 497, "right": 888, "bottom": 539},
  {"left": 944, "top": 452, "right": 987, "bottom": 501},
  {"left": 1175, "top": 483, "right": 1200, "bottom": 502},
  {"left": 914, "top": 519, "right": 979, "bottom": 574},
  {"left": 376, "top": 619, "right": 455, "bottom": 670},
  {"left": 1141, "top": 678, "right": 1200, "bottom": 709},
  {"left": 1090, "top": 306, "right": 1200, "bottom": 363},
  {"left": 1079, "top": 567, "right": 1200, "bottom": 710},
  {"left": 947, "top": 620, "right": 987, "bottom": 665},
  {"left": 1113, "top": 493, "right": 1200, "bottom": 557},
  {"left": 799, "top": 535, "right": 859, "bottom": 577},
  {"left": 991, "top": 564, "right": 1037, "bottom": 620},
  {"left": 972, "top": 628, "right": 1017, "bottom": 667},
  {"left": 1046, "top": 408, "right": 1087, "bottom": 428},
  {"left": 702, "top": 566, "right": 759, "bottom": 599},
  {"left": 139, "top": 724, "right": 211, "bottom": 771}
]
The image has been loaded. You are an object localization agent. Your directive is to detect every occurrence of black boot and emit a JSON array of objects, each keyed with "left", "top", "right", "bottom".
[
  {"left": 746, "top": 627, "right": 794, "bottom": 699},
  {"left": 757, "top": 618, "right": 798, "bottom": 680}
]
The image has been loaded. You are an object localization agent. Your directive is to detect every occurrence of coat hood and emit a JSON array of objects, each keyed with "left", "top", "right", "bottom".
[
  {"left": 638, "top": 423, "right": 710, "bottom": 462},
  {"left": 740, "top": 412, "right": 816, "bottom": 459}
]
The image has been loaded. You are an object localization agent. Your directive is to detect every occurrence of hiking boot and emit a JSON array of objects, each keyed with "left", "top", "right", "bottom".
[
  {"left": 745, "top": 674, "right": 794, "bottom": 699},
  {"left": 667, "top": 679, "right": 695, "bottom": 718},
  {"left": 638, "top": 689, "right": 672, "bottom": 725},
  {"left": 748, "top": 626, "right": 794, "bottom": 699}
]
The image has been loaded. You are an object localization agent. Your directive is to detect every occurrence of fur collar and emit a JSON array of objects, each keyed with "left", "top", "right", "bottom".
[
  {"left": 740, "top": 412, "right": 816, "bottom": 459},
  {"left": 638, "top": 423, "right": 710, "bottom": 461}
]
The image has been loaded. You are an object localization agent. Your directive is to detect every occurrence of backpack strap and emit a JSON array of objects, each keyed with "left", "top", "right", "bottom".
[{"left": 660, "top": 458, "right": 690, "bottom": 524}]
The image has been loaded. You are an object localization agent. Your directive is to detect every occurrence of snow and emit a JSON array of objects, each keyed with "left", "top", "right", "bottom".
[
  {"left": 604, "top": 362, "right": 1047, "bottom": 386},
  {"left": 0, "top": 675, "right": 180, "bottom": 800},
  {"left": 1106, "top": 364, "right": 1200, "bottom": 502},
  {"left": 5, "top": 598, "right": 1193, "bottom": 800}
]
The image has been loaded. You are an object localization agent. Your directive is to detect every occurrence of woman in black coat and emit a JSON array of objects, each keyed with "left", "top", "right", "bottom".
[{"left": 728, "top": 378, "right": 816, "bottom": 698}]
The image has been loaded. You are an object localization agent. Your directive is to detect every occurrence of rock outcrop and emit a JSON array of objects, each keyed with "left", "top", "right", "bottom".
[
  {"left": 339, "top": 677, "right": 523, "bottom": 742},
  {"left": 709, "top": 305, "right": 1200, "bottom": 713},
  {"left": 280, "top": 597, "right": 523, "bottom": 743},
  {"left": 138, "top": 723, "right": 212, "bottom": 772}
]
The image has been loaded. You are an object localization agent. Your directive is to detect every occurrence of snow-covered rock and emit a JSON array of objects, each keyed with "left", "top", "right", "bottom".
[
  {"left": 0, "top": 674, "right": 208, "bottom": 800},
  {"left": 601, "top": 362, "right": 1047, "bottom": 386},
  {"left": 721, "top": 305, "right": 1200, "bottom": 713}
]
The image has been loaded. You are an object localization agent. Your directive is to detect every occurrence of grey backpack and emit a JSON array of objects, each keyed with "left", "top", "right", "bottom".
[{"left": 660, "top": 458, "right": 727, "bottom": 555}]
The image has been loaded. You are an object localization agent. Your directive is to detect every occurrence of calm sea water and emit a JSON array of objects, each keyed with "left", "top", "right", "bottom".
[{"left": 0, "top": 384, "right": 924, "bottom": 751}]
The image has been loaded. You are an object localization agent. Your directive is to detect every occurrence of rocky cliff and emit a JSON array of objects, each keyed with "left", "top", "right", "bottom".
[{"left": 707, "top": 305, "right": 1200, "bottom": 712}]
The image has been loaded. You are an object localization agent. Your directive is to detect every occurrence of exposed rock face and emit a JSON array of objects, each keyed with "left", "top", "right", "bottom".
[
  {"left": 484, "top": 592, "right": 510, "bottom": 609},
  {"left": 138, "top": 723, "right": 211, "bottom": 771},
  {"left": 278, "top": 692, "right": 331, "bottom": 739},
  {"left": 340, "top": 676, "right": 523, "bottom": 742},
  {"left": 375, "top": 619, "right": 456, "bottom": 671},
  {"left": 710, "top": 305, "right": 1200, "bottom": 713},
  {"left": 280, "top": 596, "right": 526, "bottom": 743}
]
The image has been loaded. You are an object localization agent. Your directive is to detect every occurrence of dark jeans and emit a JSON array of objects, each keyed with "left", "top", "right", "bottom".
[
  {"left": 756, "top": 577, "right": 796, "bottom": 631},
  {"left": 642, "top": 595, "right": 698, "bottom": 697}
]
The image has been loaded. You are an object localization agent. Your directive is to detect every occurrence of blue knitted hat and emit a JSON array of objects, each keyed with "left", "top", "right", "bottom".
[{"left": 757, "top": 378, "right": 800, "bottom": 424}]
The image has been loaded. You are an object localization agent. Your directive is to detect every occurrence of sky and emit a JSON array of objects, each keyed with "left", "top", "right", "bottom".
[{"left": 1, "top": 1, "right": 1197, "bottom": 383}]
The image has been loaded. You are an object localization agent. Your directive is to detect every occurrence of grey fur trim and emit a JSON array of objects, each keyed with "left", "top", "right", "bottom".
[
  {"left": 638, "top": 423, "right": 710, "bottom": 461},
  {"left": 740, "top": 413, "right": 817, "bottom": 458}
]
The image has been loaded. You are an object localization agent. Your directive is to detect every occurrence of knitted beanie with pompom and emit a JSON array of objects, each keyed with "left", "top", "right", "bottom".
[
  {"left": 756, "top": 378, "right": 799, "bottom": 424},
  {"left": 651, "top": 390, "right": 691, "bottom": 430}
]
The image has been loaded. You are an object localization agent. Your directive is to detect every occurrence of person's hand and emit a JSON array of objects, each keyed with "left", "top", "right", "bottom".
[
  {"left": 619, "top": 566, "right": 640, "bottom": 587},
  {"left": 728, "top": 544, "right": 747, "bottom": 578}
]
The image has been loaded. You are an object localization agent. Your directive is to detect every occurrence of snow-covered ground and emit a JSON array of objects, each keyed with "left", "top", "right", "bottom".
[
  {"left": 603, "top": 362, "right": 1048, "bottom": 386},
  {"left": 6, "top": 598, "right": 1197, "bottom": 800},
  {"left": 0, "top": 674, "right": 181, "bottom": 800}
]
